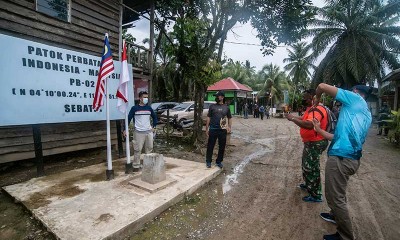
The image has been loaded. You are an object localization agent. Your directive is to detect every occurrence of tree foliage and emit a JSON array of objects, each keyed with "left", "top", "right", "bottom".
[
  {"left": 283, "top": 42, "right": 314, "bottom": 87},
  {"left": 308, "top": 0, "right": 400, "bottom": 88},
  {"left": 249, "top": 0, "right": 316, "bottom": 55},
  {"left": 151, "top": 0, "right": 318, "bottom": 143},
  {"left": 257, "top": 64, "right": 291, "bottom": 106}
]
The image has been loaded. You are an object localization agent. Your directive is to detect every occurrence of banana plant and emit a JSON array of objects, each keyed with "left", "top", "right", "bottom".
[{"left": 382, "top": 110, "right": 400, "bottom": 145}]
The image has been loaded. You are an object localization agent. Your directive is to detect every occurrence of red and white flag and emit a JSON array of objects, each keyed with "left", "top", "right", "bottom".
[
  {"left": 93, "top": 34, "right": 115, "bottom": 111},
  {"left": 116, "top": 40, "right": 130, "bottom": 113}
]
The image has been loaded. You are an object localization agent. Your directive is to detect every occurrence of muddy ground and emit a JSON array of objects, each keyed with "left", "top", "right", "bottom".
[{"left": 1, "top": 116, "right": 399, "bottom": 240}]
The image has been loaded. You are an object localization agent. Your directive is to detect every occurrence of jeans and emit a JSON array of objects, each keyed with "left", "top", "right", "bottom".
[{"left": 206, "top": 129, "right": 227, "bottom": 164}]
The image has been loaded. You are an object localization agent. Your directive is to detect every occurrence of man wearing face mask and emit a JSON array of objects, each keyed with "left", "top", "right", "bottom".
[
  {"left": 285, "top": 89, "right": 329, "bottom": 203},
  {"left": 205, "top": 91, "right": 232, "bottom": 169},
  {"left": 125, "top": 91, "right": 157, "bottom": 172}
]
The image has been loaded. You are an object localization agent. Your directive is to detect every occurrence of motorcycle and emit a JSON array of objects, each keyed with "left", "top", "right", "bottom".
[{"left": 163, "top": 115, "right": 194, "bottom": 134}]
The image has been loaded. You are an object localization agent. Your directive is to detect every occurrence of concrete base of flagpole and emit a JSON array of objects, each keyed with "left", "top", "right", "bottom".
[
  {"left": 106, "top": 170, "right": 114, "bottom": 180},
  {"left": 125, "top": 163, "right": 133, "bottom": 174}
]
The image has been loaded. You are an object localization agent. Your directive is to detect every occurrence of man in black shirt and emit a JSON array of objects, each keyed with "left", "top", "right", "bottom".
[{"left": 205, "top": 91, "right": 232, "bottom": 169}]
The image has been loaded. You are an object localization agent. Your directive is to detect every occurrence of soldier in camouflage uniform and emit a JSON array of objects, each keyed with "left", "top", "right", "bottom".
[
  {"left": 285, "top": 89, "right": 329, "bottom": 202},
  {"left": 302, "top": 140, "right": 328, "bottom": 200}
]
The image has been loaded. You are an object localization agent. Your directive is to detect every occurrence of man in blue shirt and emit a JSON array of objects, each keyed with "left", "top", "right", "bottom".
[
  {"left": 124, "top": 91, "right": 157, "bottom": 172},
  {"left": 312, "top": 84, "right": 372, "bottom": 240}
]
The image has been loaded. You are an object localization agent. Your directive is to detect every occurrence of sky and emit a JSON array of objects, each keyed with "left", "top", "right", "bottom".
[{"left": 127, "top": 0, "right": 326, "bottom": 72}]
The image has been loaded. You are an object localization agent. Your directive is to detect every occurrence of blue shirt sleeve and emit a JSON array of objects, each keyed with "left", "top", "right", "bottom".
[
  {"left": 150, "top": 107, "right": 158, "bottom": 127},
  {"left": 127, "top": 106, "right": 135, "bottom": 125},
  {"left": 335, "top": 89, "right": 360, "bottom": 107}
]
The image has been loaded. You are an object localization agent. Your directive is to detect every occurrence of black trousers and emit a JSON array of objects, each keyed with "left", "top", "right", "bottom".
[{"left": 206, "top": 129, "right": 227, "bottom": 164}]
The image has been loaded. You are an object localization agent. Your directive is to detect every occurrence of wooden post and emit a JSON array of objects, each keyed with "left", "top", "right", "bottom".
[
  {"left": 166, "top": 109, "right": 170, "bottom": 141},
  {"left": 32, "top": 125, "right": 44, "bottom": 177},
  {"left": 116, "top": 120, "right": 123, "bottom": 157}
]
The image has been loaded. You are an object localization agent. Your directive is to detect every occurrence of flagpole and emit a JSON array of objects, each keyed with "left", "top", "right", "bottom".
[
  {"left": 124, "top": 38, "right": 131, "bottom": 172},
  {"left": 123, "top": 70, "right": 132, "bottom": 173},
  {"left": 105, "top": 75, "right": 114, "bottom": 180},
  {"left": 124, "top": 109, "right": 131, "bottom": 164},
  {"left": 105, "top": 33, "right": 114, "bottom": 180}
]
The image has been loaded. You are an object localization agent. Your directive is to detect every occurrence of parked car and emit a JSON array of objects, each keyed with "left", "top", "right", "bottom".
[
  {"left": 151, "top": 102, "right": 179, "bottom": 117},
  {"left": 161, "top": 101, "right": 215, "bottom": 123}
]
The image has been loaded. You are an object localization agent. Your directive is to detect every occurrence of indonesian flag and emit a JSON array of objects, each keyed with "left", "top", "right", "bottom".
[{"left": 116, "top": 40, "right": 130, "bottom": 113}]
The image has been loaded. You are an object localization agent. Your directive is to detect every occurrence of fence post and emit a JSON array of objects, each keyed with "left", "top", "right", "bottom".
[{"left": 32, "top": 125, "right": 45, "bottom": 177}]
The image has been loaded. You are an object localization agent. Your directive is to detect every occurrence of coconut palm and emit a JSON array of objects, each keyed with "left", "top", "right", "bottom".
[
  {"left": 258, "top": 64, "right": 291, "bottom": 105},
  {"left": 308, "top": 0, "right": 400, "bottom": 88},
  {"left": 283, "top": 42, "right": 314, "bottom": 88},
  {"left": 222, "top": 60, "right": 251, "bottom": 84}
]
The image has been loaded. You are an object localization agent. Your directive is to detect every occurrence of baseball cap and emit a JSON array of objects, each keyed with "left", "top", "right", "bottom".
[
  {"left": 351, "top": 85, "right": 372, "bottom": 97},
  {"left": 214, "top": 91, "right": 225, "bottom": 97}
]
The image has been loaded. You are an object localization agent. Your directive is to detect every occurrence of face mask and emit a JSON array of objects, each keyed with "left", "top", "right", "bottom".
[{"left": 143, "top": 98, "right": 148, "bottom": 104}]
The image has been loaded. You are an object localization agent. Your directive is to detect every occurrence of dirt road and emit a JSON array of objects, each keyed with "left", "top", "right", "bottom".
[
  {"left": 1, "top": 116, "right": 399, "bottom": 240},
  {"left": 131, "top": 116, "right": 400, "bottom": 240}
]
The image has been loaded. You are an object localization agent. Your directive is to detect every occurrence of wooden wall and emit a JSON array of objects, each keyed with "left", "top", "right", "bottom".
[
  {"left": 0, "top": 0, "right": 120, "bottom": 57},
  {"left": 0, "top": 0, "right": 122, "bottom": 163},
  {"left": 0, "top": 122, "right": 118, "bottom": 164}
]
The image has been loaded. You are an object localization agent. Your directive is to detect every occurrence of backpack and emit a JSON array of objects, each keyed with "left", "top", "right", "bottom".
[{"left": 308, "top": 105, "right": 337, "bottom": 133}]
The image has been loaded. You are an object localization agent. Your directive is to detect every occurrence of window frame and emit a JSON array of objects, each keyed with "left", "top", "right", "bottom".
[{"left": 35, "top": 0, "right": 71, "bottom": 22}]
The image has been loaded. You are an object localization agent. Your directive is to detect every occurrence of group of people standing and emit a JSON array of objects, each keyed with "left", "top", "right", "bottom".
[
  {"left": 123, "top": 84, "right": 372, "bottom": 240},
  {"left": 286, "top": 83, "right": 372, "bottom": 240},
  {"left": 242, "top": 102, "right": 271, "bottom": 120}
]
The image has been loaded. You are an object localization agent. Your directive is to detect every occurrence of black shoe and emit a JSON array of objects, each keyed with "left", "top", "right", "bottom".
[
  {"left": 216, "top": 162, "right": 223, "bottom": 169},
  {"left": 132, "top": 167, "right": 141, "bottom": 172},
  {"left": 206, "top": 162, "right": 212, "bottom": 168},
  {"left": 323, "top": 232, "right": 341, "bottom": 240},
  {"left": 302, "top": 195, "right": 323, "bottom": 203},
  {"left": 298, "top": 183, "right": 307, "bottom": 191},
  {"left": 320, "top": 213, "right": 336, "bottom": 224}
]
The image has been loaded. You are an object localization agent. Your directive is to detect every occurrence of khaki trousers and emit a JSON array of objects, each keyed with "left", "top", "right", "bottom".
[
  {"left": 325, "top": 156, "right": 360, "bottom": 240},
  {"left": 133, "top": 131, "right": 153, "bottom": 168}
]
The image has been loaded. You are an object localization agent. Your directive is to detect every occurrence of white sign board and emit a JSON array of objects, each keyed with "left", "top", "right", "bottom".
[
  {"left": 0, "top": 34, "right": 134, "bottom": 126},
  {"left": 236, "top": 91, "right": 248, "bottom": 98}
]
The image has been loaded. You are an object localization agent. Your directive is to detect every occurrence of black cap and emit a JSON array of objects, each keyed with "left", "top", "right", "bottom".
[
  {"left": 214, "top": 91, "right": 225, "bottom": 97},
  {"left": 351, "top": 85, "right": 372, "bottom": 97}
]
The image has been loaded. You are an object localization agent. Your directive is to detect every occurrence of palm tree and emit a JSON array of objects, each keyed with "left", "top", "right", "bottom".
[
  {"left": 308, "top": 0, "right": 400, "bottom": 88},
  {"left": 258, "top": 64, "right": 291, "bottom": 106},
  {"left": 283, "top": 42, "right": 315, "bottom": 109},
  {"left": 283, "top": 42, "right": 314, "bottom": 88},
  {"left": 221, "top": 60, "right": 251, "bottom": 84}
]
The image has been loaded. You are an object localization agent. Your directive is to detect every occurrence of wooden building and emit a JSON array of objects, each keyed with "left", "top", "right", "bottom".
[
  {"left": 382, "top": 69, "right": 400, "bottom": 112},
  {"left": 206, "top": 77, "right": 253, "bottom": 114},
  {"left": 0, "top": 0, "right": 154, "bottom": 166}
]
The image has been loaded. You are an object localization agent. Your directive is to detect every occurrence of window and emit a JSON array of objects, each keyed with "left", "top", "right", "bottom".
[
  {"left": 36, "top": 0, "right": 70, "bottom": 22},
  {"left": 204, "top": 103, "right": 211, "bottom": 109}
]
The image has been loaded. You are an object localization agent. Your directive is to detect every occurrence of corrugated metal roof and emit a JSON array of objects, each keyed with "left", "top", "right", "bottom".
[
  {"left": 382, "top": 68, "right": 400, "bottom": 82},
  {"left": 207, "top": 77, "right": 253, "bottom": 92},
  {"left": 123, "top": 0, "right": 152, "bottom": 24}
]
